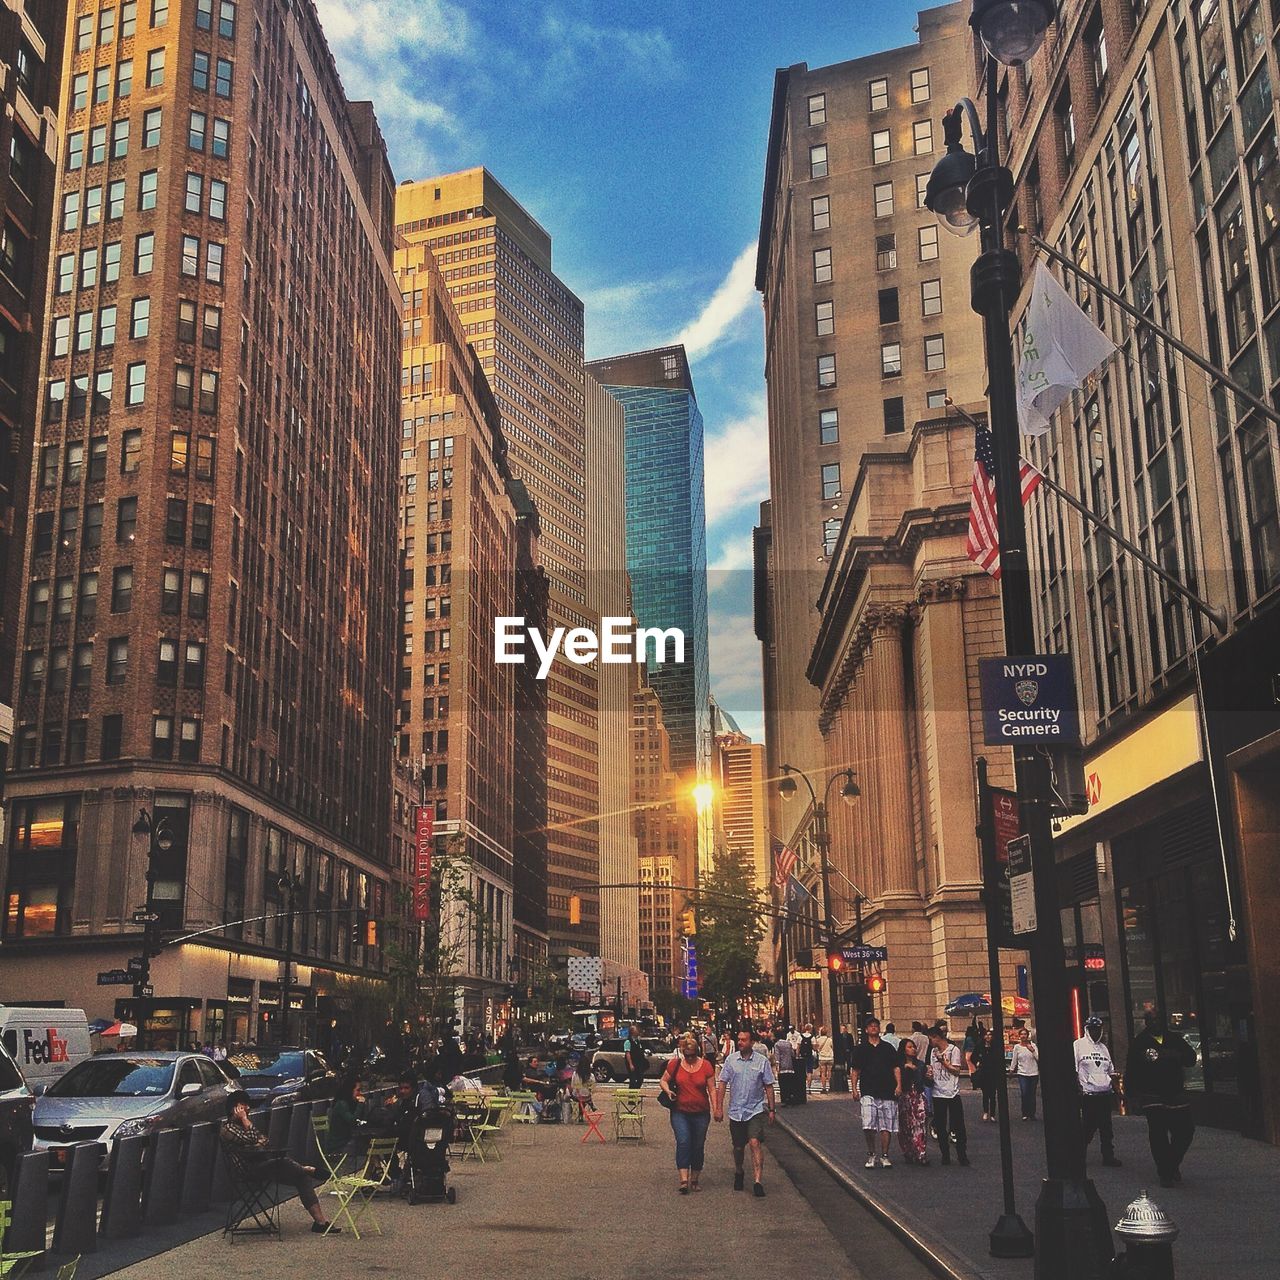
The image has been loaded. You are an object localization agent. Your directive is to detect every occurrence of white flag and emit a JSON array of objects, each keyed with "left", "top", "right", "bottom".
[{"left": 1016, "top": 260, "right": 1117, "bottom": 436}]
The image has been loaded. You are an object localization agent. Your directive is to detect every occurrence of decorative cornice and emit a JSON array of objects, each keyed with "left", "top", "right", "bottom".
[{"left": 916, "top": 576, "right": 970, "bottom": 607}]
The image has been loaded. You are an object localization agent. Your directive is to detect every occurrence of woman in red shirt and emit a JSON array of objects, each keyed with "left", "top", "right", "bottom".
[{"left": 660, "top": 1032, "right": 720, "bottom": 1193}]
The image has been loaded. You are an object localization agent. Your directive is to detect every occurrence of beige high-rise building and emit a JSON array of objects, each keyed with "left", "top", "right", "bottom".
[
  {"left": 755, "top": 2, "right": 986, "bottom": 836},
  {"left": 711, "top": 702, "right": 772, "bottom": 979},
  {"left": 633, "top": 674, "right": 696, "bottom": 1002},
  {"left": 396, "top": 170, "right": 600, "bottom": 958},
  {"left": 585, "top": 372, "right": 637, "bottom": 973}
]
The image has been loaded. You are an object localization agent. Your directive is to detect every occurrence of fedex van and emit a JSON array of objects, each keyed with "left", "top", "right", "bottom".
[{"left": 0, "top": 1008, "right": 92, "bottom": 1093}]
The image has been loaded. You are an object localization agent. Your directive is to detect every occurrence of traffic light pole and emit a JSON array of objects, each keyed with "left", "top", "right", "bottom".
[{"left": 813, "top": 803, "right": 842, "bottom": 1040}]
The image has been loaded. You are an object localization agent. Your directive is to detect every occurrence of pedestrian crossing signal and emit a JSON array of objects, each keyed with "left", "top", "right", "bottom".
[
  {"left": 866, "top": 972, "right": 886, "bottom": 995},
  {"left": 826, "top": 952, "right": 844, "bottom": 972}
]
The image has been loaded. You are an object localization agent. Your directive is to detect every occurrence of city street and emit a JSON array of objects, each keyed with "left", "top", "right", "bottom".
[
  {"left": 779, "top": 1089, "right": 1277, "bottom": 1280},
  {"left": 104, "top": 1102, "right": 910, "bottom": 1280}
]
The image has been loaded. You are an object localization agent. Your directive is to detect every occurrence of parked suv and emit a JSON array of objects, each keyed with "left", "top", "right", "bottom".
[
  {"left": 590, "top": 1038, "right": 668, "bottom": 1082},
  {"left": 0, "top": 1038, "right": 35, "bottom": 1198}
]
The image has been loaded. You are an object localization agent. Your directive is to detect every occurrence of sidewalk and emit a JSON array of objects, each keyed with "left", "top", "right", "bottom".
[
  {"left": 778, "top": 1084, "right": 1277, "bottom": 1280},
  {"left": 109, "top": 1102, "right": 864, "bottom": 1279}
]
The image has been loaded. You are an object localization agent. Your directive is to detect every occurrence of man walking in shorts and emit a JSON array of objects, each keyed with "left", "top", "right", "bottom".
[
  {"left": 716, "top": 1027, "right": 776, "bottom": 1196},
  {"left": 851, "top": 1016, "right": 902, "bottom": 1168}
]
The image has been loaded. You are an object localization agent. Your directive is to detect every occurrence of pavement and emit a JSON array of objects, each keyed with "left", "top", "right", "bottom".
[
  {"left": 106, "top": 1091, "right": 883, "bottom": 1279},
  {"left": 777, "top": 1080, "right": 1278, "bottom": 1280}
]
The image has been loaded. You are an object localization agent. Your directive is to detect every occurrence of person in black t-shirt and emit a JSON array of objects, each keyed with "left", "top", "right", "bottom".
[{"left": 850, "top": 1017, "right": 902, "bottom": 1168}]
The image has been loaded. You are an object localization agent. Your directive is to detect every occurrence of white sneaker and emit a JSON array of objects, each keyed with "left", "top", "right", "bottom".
[
  {"left": 878, "top": 1156, "right": 892, "bottom": 1168},
  {"left": 865, "top": 1154, "right": 877, "bottom": 1169}
]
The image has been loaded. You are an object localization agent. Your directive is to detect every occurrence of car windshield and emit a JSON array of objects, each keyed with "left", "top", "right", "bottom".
[
  {"left": 48, "top": 1058, "right": 175, "bottom": 1098},
  {"left": 228, "top": 1050, "right": 304, "bottom": 1078}
]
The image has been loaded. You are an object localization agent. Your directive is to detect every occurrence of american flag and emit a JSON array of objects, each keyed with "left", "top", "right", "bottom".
[
  {"left": 966, "top": 422, "right": 1042, "bottom": 578},
  {"left": 771, "top": 836, "right": 797, "bottom": 888}
]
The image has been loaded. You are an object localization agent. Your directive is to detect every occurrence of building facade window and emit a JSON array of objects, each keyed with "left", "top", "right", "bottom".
[
  {"left": 910, "top": 67, "right": 930, "bottom": 103},
  {"left": 812, "top": 194, "right": 830, "bottom": 230},
  {"left": 808, "top": 93, "right": 826, "bottom": 126},
  {"left": 881, "top": 342, "right": 902, "bottom": 377},
  {"left": 883, "top": 396, "right": 905, "bottom": 434},
  {"left": 813, "top": 247, "right": 832, "bottom": 282},
  {"left": 819, "top": 408, "right": 839, "bottom": 444},
  {"left": 874, "top": 180, "right": 894, "bottom": 217},
  {"left": 815, "top": 300, "right": 834, "bottom": 335},
  {"left": 810, "top": 144, "right": 828, "bottom": 178},
  {"left": 918, "top": 224, "right": 939, "bottom": 260},
  {"left": 924, "top": 334, "right": 946, "bottom": 371},
  {"left": 878, "top": 287, "right": 899, "bottom": 324},
  {"left": 817, "top": 353, "right": 836, "bottom": 388},
  {"left": 872, "top": 129, "right": 892, "bottom": 163},
  {"left": 821, "top": 462, "right": 841, "bottom": 499},
  {"left": 921, "top": 278, "right": 943, "bottom": 316},
  {"left": 876, "top": 234, "right": 897, "bottom": 270},
  {"left": 913, "top": 119, "right": 934, "bottom": 155},
  {"left": 869, "top": 77, "right": 889, "bottom": 111}
]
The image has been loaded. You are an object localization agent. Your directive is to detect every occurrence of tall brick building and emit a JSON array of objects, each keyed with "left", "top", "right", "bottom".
[
  {"left": 395, "top": 237, "right": 539, "bottom": 1032},
  {"left": 0, "top": 1, "right": 64, "bottom": 771},
  {"left": 1, "top": 0, "right": 402, "bottom": 1046}
]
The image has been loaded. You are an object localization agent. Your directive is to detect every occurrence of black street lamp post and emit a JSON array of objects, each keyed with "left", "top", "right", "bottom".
[
  {"left": 925, "top": 4, "right": 1111, "bottom": 1276},
  {"left": 277, "top": 870, "right": 304, "bottom": 1045},
  {"left": 777, "top": 765, "right": 859, "bottom": 1039},
  {"left": 131, "top": 808, "right": 172, "bottom": 1050}
]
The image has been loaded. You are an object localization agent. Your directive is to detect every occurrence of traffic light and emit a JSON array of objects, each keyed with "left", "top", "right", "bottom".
[
  {"left": 680, "top": 908, "right": 697, "bottom": 936},
  {"left": 364, "top": 918, "right": 378, "bottom": 948},
  {"left": 826, "top": 951, "right": 844, "bottom": 972},
  {"left": 865, "top": 972, "right": 886, "bottom": 996},
  {"left": 568, "top": 894, "right": 581, "bottom": 925}
]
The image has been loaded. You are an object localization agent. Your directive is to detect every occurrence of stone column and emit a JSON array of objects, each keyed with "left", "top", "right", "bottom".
[{"left": 866, "top": 606, "right": 917, "bottom": 902}]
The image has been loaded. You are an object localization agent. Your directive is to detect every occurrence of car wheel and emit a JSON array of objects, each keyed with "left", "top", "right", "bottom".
[{"left": 593, "top": 1063, "right": 614, "bottom": 1084}]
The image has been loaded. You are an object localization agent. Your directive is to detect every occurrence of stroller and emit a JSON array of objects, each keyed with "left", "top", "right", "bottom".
[{"left": 403, "top": 1082, "right": 457, "bottom": 1204}]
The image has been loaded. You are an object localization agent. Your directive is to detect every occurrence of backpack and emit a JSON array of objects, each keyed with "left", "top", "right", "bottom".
[{"left": 629, "top": 1039, "right": 649, "bottom": 1069}]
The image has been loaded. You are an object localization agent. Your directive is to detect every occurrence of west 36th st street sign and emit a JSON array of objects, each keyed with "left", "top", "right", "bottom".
[{"left": 978, "top": 655, "right": 1081, "bottom": 745}]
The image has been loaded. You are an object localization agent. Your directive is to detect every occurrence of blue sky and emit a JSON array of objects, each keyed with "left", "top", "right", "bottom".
[{"left": 316, "top": 0, "right": 927, "bottom": 742}]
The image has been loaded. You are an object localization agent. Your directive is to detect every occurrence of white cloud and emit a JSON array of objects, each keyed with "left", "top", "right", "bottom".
[
  {"left": 538, "top": 11, "right": 676, "bottom": 80},
  {"left": 708, "top": 609, "right": 765, "bottom": 742},
  {"left": 314, "top": 0, "right": 470, "bottom": 176},
  {"left": 703, "top": 393, "right": 769, "bottom": 528},
  {"left": 579, "top": 274, "right": 686, "bottom": 361},
  {"left": 709, "top": 532, "right": 754, "bottom": 575},
  {"left": 676, "top": 243, "right": 759, "bottom": 360}
]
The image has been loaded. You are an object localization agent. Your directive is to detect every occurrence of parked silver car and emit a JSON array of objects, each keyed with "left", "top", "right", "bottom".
[
  {"left": 33, "top": 1051, "right": 237, "bottom": 1169},
  {"left": 590, "top": 1038, "right": 671, "bottom": 1082}
]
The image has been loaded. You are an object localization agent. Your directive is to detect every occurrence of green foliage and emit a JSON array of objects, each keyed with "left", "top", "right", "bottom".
[{"left": 693, "top": 849, "right": 769, "bottom": 1017}]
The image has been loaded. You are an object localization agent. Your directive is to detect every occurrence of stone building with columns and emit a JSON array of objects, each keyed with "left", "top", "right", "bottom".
[{"left": 802, "top": 406, "right": 1025, "bottom": 1025}]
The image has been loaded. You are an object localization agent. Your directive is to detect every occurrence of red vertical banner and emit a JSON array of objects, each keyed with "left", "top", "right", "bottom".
[{"left": 413, "top": 806, "right": 435, "bottom": 921}]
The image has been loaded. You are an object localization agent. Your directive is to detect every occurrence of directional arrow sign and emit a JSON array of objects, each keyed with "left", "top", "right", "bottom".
[{"left": 132, "top": 911, "right": 160, "bottom": 924}]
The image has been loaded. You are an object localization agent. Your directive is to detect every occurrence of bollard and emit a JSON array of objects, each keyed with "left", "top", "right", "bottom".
[
  {"left": 7, "top": 1150, "right": 50, "bottom": 1256},
  {"left": 1112, "top": 1190, "right": 1177, "bottom": 1280},
  {"left": 209, "top": 1138, "right": 234, "bottom": 1205},
  {"left": 266, "top": 1103, "right": 289, "bottom": 1151},
  {"left": 287, "top": 1102, "right": 312, "bottom": 1163},
  {"left": 99, "top": 1134, "right": 147, "bottom": 1240},
  {"left": 52, "top": 1141, "right": 105, "bottom": 1256},
  {"left": 181, "top": 1122, "right": 217, "bottom": 1214},
  {"left": 143, "top": 1127, "right": 184, "bottom": 1226}
]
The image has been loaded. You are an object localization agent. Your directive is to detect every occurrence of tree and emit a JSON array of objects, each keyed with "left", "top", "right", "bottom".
[
  {"left": 694, "top": 849, "right": 769, "bottom": 1020},
  {"left": 379, "top": 833, "right": 503, "bottom": 1039}
]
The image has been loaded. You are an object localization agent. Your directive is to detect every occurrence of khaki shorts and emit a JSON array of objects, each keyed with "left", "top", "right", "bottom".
[{"left": 729, "top": 1113, "right": 766, "bottom": 1147}]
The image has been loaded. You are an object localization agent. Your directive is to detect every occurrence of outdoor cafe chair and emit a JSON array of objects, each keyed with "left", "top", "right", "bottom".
[
  {"left": 221, "top": 1145, "right": 283, "bottom": 1242},
  {"left": 327, "top": 1136, "right": 398, "bottom": 1239},
  {"left": 612, "top": 1088, "right": 647, "bottom": 1142},
  {"left": 310, "top": 1114, "right": 349, "bottom": 1186}
]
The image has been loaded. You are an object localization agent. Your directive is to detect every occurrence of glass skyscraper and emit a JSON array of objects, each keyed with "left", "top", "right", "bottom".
[{"left": 586, "top": 347, "right": 710, "bottom": 779}]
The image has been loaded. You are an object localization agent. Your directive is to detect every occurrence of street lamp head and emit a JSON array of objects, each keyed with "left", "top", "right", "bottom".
[
  {"left": 839, "top": 772, "right": 861, "bottom": 805},
  {"left": 132, "top": 809, "right": 150, "bottom": 836},
  {"left": 970, "top": 0, "right": 1056, "bottom": 67},
  {"left": 778, "top": 767, "right": 798, "bottom": 801},
  {"left": 925, "top": 143, "right": 980, "bottom": 236}
]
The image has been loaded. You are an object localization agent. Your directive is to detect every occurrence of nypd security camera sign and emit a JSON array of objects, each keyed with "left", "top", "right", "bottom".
[{"left": 978, "top": 655, "right": 1081, "bottom": 746}]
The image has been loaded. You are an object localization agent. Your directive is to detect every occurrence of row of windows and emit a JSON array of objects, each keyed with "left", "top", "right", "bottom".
[
  {"left": 804, "top": 69, "right": 930, "bottom": 130},
  {"left": 811, "top": 226, "right": 939, "bottom": 285},
  {"left": 40, "top": 431, "right": 214, "bottom": 489},
  {"left": 815, "top": 335, "right": 945, "bottom": 389},
  {"left": 54, "top": 234, "right": 224, "bottom": 302},
  {"left": 22, "top": 635, "right": 206, "bottom": 695},
  {"left": 811, "top": 280, "right": 941, "bottom": 337},
  {"left": 32, "top": 495, "right": 213, "bottom": 555},
  {"left": 71, "top": 1, "right": 181, "bottom": 50},
  {"left": 808, "top": 118, "right": 933, "bottom": 179},
  {"left": 28, "top": 567, "right": 208, "bottom": 627}
]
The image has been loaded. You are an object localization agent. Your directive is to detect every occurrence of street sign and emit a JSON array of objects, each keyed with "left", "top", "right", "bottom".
[
  {"left": 791, "top": 968, "right": 824, "bottom": 981},
  {"left": 127, "top": 956, "right": 145, "bottom": 973},
  {"left": 1006, "top": 833, "right": 1037, "bottom": 935},
  {"left": 141, "top": 984, "right": 154, "bottom": 998},
  {"left": 841, "top": 945, "right": 887, "bottom": 964},
  {"left": 985, "top": 785, "right": 1020, "bottom": 948},
  {"left": 132, "top": 911, "right": 159, "bottom": 924},
  {"left": 98, "top": 969, "right": 133, "bottom": 986},
  {"left": 979, "top": 655, "right": 1080, "bottom": 745}
]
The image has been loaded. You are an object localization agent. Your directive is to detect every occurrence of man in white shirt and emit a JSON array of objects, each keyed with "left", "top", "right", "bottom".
[
  {"left": 1074, "top": 1015, "right": 1121, "bottom": 1167},
  {"left": 716, "top": 1027, "right": 776, "bottom": 1196}
]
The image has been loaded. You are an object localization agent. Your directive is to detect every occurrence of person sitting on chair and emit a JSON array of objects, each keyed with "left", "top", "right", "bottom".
[{"left": 219, "top": 1091, "right": 339, "bottom": 1234}]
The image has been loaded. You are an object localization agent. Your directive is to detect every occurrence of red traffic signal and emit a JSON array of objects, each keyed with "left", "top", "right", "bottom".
[
  {"left": 827, "top": 952, "right": 844, "bottom": 972},
  {"left": 865, "top": 972, "right": 886, "bottom": 995}
]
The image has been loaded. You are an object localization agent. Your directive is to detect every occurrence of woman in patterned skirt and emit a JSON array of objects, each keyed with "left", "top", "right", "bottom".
[{"left": 897, "top": 1037, "right": 930, "bottom": 1165}]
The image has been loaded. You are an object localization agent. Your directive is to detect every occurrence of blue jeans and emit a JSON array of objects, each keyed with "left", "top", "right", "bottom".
[
  {"left": 1018, "top": 1075, "right": 1039, "bottom": 1119},
  {"left": 669, "top": 1109, "right": 711, "bottom": 1171}
]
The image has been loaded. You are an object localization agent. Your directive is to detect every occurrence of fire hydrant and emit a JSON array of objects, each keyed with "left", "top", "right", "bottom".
[{"left": 1111, "top": 1190, "right": 1177, "bottom": 1279}]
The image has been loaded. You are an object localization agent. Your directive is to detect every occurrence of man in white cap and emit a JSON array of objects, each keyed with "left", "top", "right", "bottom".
[{"left": 1074, "top": 1014, "right": 1121, "bottom": 1168}]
